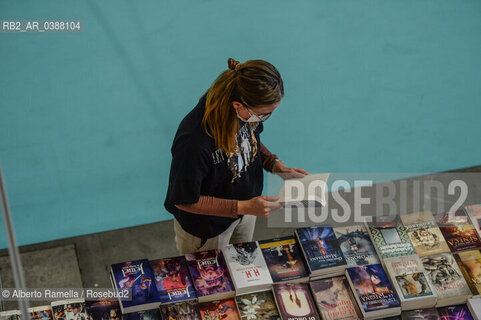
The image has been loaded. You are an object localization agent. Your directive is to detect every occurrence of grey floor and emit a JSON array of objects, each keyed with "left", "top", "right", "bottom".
[{"left": 1, "top": 166, "right": 480, "bottom": 310}]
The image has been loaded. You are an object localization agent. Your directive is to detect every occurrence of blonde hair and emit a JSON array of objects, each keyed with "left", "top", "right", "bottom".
[{"left": 201, "top": 58, "right": 284, "bottom": 155}]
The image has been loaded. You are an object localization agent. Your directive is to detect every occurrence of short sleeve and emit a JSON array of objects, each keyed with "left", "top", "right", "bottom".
[{"left": 166, "top": 135, "right": 212, "bottom": 205}]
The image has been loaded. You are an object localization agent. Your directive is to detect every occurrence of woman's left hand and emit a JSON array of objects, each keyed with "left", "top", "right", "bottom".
[{"left": 272, "top": 161, "right": 309, "bottom": 180}]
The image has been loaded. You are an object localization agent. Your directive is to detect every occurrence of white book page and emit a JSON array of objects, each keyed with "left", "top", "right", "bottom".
[{"left": 277, "top": 173, "right": 329, "bottom": 206}]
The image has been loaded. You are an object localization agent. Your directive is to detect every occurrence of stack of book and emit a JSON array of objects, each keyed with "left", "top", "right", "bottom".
[
  {"left": 185, "top": 249, "right": 235, "bottom": 302},
  {"left": 110, "top": 259, "right": 161, "bottom": 313},
  {"left": 272, "top": 283, "right": 321, "bottom": 320},
  {"left": 345, "top": 263, "right": 401, "bottom": 319},
  {"left": 259, "top": 236, "right": 309, "bottom": 283},
  {"left": 222, "top": 241, "right": 273, "bottom": 295},
  {"left": 468, "top": 298, "right": 481, "bottom": 320},
  {"left": 295, "top": 225, "right": 347, "bottom": 279}
]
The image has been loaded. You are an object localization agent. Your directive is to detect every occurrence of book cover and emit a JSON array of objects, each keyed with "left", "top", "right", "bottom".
[
  {"left": 185, "top": 249, "right": 234, "bottom": 298},
  {"left": 309, "top": 276, "right": 361, "bottom": 320},
  {"left": 467, "top": 298, "right": 481, "bottom": 320},
  {"left": 236, "top": 291, "right": 280, "bottom": 320},
  {"left": 52, "top": 300, "right": 88, "bottom": 320},
  {"left": 438, "top": 304, "right": 474, "bottom": 320},
  {"left": 383, "top": 255, "right": 435, "bottom": 302},
  {"left": 29, "top": 306, "right": 54, "bottom": 320},
  {"left": 400, "top": 308, "right": 440, "bottom": 320},
  {"left": 295, "top": 226, "right": 346, "bottom": 273},
  {"left": 273, "top": 283, "right": 321, "bottom": 320},
  {"left": 421, "top": 253, "right": 472, "bottom": 301},
  {"left": 199, "top": 299, "right": 241, "bottom": 320},
  {"left": 150, "top": 256, "right": 196, "bottom": 303},
  {"left": 110, "top": 259, "right": 161, "bottom": 312},
  {"left": 435, "top": 209, "right": 481, "bottom": 253},
  {"left": 223, "top": 242, "right": 273, "bottom": 293},
  {"left": 400, "top": 211, "right": 451, "bottom": 256},
  {"left": 366, "top": 216, "right": 416, "bottom": 259},
  {"left": 455, "top": 249, "right": 481, "bottom": 296},
  {"left": 346, "top": 264, "right": 400, "bottom": 312},
  {"left": 86, "top": 300, "right": 120, "bottom": 320},
  {"left": 122, "top": 309, "right": 161, "bottom": 320},
  {"left": 333, "top": 225, "right": 380, "bottom": 267},
  {"left": 258, "top": 236, "right": 309, "bottom": 283},
  {"left": 159, "top": 301, "right": 202, "bottom": 320},
  {"left": 465, "top": 204, "right": 481, "bottom": 239}
]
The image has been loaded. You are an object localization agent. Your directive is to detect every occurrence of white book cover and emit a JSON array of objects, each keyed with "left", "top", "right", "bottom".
[
  {"left": 467, "top": 298, "right": 481, "bottom": 320},
  {"left": 384, "top": 255, "right": 437, "bottom": 306},
  {"left": 223, "top": 241, "right": 273, "bottom": 294}
]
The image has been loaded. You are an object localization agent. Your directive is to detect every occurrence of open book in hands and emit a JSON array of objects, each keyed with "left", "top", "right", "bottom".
[{"left": 276, "top": 173, "right": 330, "bottom": 207}]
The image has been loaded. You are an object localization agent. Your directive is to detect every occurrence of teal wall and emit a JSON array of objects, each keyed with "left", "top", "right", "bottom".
[{"left": 1, "top": 0, "right": 480, "bottom": 249}]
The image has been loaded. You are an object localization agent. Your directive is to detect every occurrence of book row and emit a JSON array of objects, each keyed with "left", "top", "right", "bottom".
[{"left": 1, "top": 290, "right": 481, "bottom": 320}]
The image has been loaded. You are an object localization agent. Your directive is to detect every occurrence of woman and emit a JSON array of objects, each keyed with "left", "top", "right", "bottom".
[{"left": 164, "top": 58, "right": 309, "bottom": 254}]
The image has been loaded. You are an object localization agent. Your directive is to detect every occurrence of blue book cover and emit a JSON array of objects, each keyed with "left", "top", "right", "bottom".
[
  {"left": 150, "top": 256, "right": 196, "bottom": 304},
  {"left": 86, "top": 299, "right": 121, "bottom": 320},
  {"left": 346, "top": 264, "right": 400, "bottom": 313},
  {"left": 110, "top": 259, "right": 161, "bottom": 312},
  {"left": 296, "top": 226, "right": 346, "bottom": 272}
]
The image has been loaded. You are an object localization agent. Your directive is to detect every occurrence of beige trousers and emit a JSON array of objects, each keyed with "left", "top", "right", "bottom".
[{"left": 173, "top": 215, "right": 257, "bottom": 254}]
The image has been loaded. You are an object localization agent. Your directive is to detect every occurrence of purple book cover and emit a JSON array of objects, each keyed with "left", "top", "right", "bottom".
[
  {"left": 150, "top": 256, "right": 196, "bottom": 303},
  {"left": 438, "top": 304, "right": 474, "bottom": 320},
  {"left": 185, "top": 249, "right": 234, "bottom": 297}
]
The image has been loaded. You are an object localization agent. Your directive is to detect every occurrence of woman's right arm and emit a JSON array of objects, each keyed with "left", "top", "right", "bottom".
[{"left": 175, "top": 195, "right": 283, "bottom": 218}]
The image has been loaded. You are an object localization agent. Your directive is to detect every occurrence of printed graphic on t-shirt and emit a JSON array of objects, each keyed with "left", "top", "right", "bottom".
[{"left": 211, "top": 122, "right": 259, "bottom": 182}]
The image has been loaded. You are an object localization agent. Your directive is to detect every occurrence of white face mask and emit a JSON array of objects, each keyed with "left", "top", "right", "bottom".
[
  {"left": 235, "top": 104, "right": 272, "bottom": 123},
  {"left": 235, "top": 108, "right": 260, "bottom": 123}
]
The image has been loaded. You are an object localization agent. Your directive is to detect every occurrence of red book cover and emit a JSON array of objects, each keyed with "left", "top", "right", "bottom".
[
  {"left": 199, "top": 299, "right": 241, "bottom": 320},
  {"left": 435, "top": 209, "right": 481, "bottom": 253}
]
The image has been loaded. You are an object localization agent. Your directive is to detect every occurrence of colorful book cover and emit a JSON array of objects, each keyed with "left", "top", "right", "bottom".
[
  {"left": 159, "top": 301, "right": 202, "bottom": 320},
  {"left": 185, "top": 249, "right": 234, "bottom": 298},
  {"left": 435, "top": 209, "right": 481, "bottom": 253},
  {"left": 122, "top": 309, "right": 161, "bottom": 320},
  {"left": 295, "top": 226, "right": 346, "bottom": 273},
  {"left": 333, "top": 225, "right": 380, "bottom": 267},
  {"left": 59, "top": 300, "right": 88, "bottom": 320},
  {"left": 309, "top": 276, "right": 361, "bottom": 320},
  {"left": 400, "top": 211, "right": 451, "bottom": 256},
  {"left": 86, "top": 300, "right": 120, "bottom": 320},
  {"left": 455, "top": 249, "right": 481, "bottom": 296},
  {"left": 400, "top": 308, "right": 440, "bottom": 320},
  {"left": 236, "top": 291, "right": 280, "bottom": 320},
  {"left": 346, "top": 264, "right": 400, "bottom": 312},
  {"left": 438, "top": 304, "right": 474, "bottom": 320},
  {"left": 29, "top": 306, "right": 54, "bottom": 320},
  {"left": 383, "top": 255, "right": 435, "bottom": 301},
  {"left": 199, "top": 299, "right": 241, "bottom": 320},
  {"left": 421, "top": 253, "right": 472, "bottom": 301},
  {"left": 258, "top": 236, "right": 309, "bottom": 282},
  {"left": 150, "top": 256, "right": 196, "bottom": 303},
  {"left": 110, "top": 259, "right": 161, "bottom": 312},
  {"left": 465, "top": 204, "right": 481, "bottom": 239},
  {"left": 273, "top": 283, "right": 321, "bottom": 320},
  {"left": 366, "top": 216, "right": 416, "bottom": 259},
  {"left": 222, "top": 242, "right": 273, "bottom": 293}
]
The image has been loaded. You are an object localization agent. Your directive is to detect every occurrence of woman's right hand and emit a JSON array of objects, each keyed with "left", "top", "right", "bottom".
[{"left": 238, "top": 196, "right": 284, "bottom": 217}]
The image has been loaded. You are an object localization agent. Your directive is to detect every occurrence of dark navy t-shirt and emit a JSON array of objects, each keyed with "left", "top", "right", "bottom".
[{"left": 164, "top": 92, "right": 264, "bottom": 239}]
